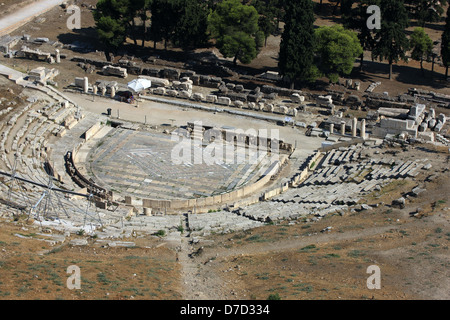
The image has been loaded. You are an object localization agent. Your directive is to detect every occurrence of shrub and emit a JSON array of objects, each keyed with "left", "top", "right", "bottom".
[
  {"left": 267, "top": 293, "right": 281, "bottom": 300},
  {"left": 155, "top": 230, "right": 166, "bottom": 237}
]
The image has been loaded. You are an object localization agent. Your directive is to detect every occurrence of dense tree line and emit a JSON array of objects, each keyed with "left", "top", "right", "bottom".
[
  {"left": 442, "top": 5, "right": 450, "bottom": 78},
  {"left": 339, "top": 0, "right": 450, "bottom": 81},
  {"left": 94, "top": 0, "right": 210, "bottom": 55},
  {"left": 93, "top": 0, "right": 450, "bottom": 86}
]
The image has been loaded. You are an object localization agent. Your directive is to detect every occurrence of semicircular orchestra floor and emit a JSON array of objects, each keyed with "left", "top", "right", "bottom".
[{"left": 87, "top": 127, "right": 275, "bottom": 200}]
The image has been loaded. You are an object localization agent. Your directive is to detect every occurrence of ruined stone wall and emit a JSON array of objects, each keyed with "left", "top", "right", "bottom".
[
  {"left": 135, "top": 155, "right": 289, "bottom": 213},
  {"left": 321, "top": 138, "right": 366, "bottom": 152},
  {"left": 83, "top": 122, "right": 102, "bottom": 141},
  {"left": 71, "top": 56, "right": 312, "bottom": 103}
]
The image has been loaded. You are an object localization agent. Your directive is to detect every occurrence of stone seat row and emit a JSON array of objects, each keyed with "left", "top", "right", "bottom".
[{"left": 188, "top": 211, "right": 264, "bottom": 234}]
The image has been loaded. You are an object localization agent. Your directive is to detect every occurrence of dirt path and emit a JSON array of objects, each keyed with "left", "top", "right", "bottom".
[
  {"left": 0, "top": 0, "right": 64, "bottom": 36},
  {"left": 178, "top": 213, "right": 229, "bottom": 300},
  {"left": 176, "top": 221, "right": 402, "bottom": 301}
]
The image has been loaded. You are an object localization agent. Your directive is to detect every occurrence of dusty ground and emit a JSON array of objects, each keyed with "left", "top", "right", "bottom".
[
  {"left": 0, "top": 144, "right": 448, "bottom": 300},
  {"left": 0, "top": 0, "right": 37, "bottom": 19},
  {"left": 180, "top": 144, "right": 450, "bottom": 301},
  {"left": 0, "top": 0, "right": 448, "bottom": 97},
  {"left": 0, "top": 0, "right": 449, "bottom": 301},
  {"left": 0, "top": 220, "right": 182, "bottom": 300}
]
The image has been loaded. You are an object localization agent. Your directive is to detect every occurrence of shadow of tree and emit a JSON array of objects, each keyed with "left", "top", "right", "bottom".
[
  {"left": 57, "top": 27, "right": 100, "bottom": 54},
  {"left": 55, "top": 19, "right": 448, "bottom": 94},
  {"left": 408, "top": 19, "right": 446, "bottom": 33},
  {"left": 354, "top": 58, "right": 449, "bottom": 90}
]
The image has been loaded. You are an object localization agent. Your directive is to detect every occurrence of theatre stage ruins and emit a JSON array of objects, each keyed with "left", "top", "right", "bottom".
[{"left": 0, "top": 61, "right": 448, "bottom": 247}]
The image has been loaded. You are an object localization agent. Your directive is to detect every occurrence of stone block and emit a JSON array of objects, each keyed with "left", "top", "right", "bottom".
[
  {"left": 291, "top": 93, "right": 305, "bottom": 103},
  {"left": 153, "top": 87, "right": 166, "bottom": 95},
  {"left": 193, "top": 93, "right": 205, "bottom": 101},
  {"left": 217, "top": 97, "right": 231, "bottom": 106},
  {"left": 434, "top": 121, "right": 444, "bottom": 132},
  {"left": 235, "top": 84, "right": 244, "bottom": 92},
  {"left": 392, "top": 197, "right": 406, "bottom": 209},
  {"left": 74, "top": 77, "right": 85, "bottom": 88},
  {"left": 166, "top": 89, "right": 179, "bottom": 97},
  {"left": 226, "top": 83, "right": 236, "bottom": 90},
  {"left": 102, "top": 65, "right": 128, "bottom": 78},
  {"left": 234, "top": 100, "right": 244, "bottom": 108},
  {"left": 316, "top": 95, "right": 333, "bottom": 107},
  {"left": 247, "top": 93, "right": 263, "bottom": 103},
  {"left": 139, "top": 75, "right": 169, "bottom": 87},
  {"left": 180, "top": 77, "right": 193, "bottom": 84},
  {"left": 179, "top": 90, "right": 192, "bottom": 99},
  {"left": 162, "top": 68, "right": 180, "bottom": 80},
  {"left": 206, "top": 95, "right": 217, "bottom": 103},
  {"left": 180, "top": 82, "right": 192, "bottom": 91}
]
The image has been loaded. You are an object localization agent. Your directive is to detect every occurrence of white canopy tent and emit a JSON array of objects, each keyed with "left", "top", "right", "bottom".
[{"left": 127, "top": 78, "right": 151, "bottom": 92}]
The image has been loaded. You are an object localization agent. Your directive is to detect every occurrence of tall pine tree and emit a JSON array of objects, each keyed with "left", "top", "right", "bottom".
[
  {"left": 372, "top": 0, "right": 410, "bottom": 80},
  {"left": 278, "top": 0, "right": 316, "bottom": 89},
  {"left": 342, "top": 0, "right": 380, "bottom": 71},
  {"left": 410, "top": 27, "right": 433, "bottom": 75},
  {"left": 404, "top": 0, "right": 448, "bottom": 27},
  {"left": 93, "top": 0, "right": 129, "bottom": 57},
  {"left": 442, "top": 5, "right": 450, "bottom": 79},
  {"left": 150, "top": 0, "right": 178, "bottom": 50},
  {"left": 315, "top": 25, "right": 363, "bottom": 83},
  {"left": 171, "top": 0, "right": 209, "bottom": 50},
  {"left": 208, "top": 0, "right": 261, "bottom": 65}
]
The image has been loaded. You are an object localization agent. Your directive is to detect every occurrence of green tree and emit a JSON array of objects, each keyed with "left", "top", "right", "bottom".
[
  {"left": 150, "top": 0, "right": 178, "bottom": 50},
  {"left": 278, "top": 0, "right": 317, "bottom": 88},
  {"left": 330, "top": 0, "right": 353, "bottom": 15},
  {"left": 258, "top": 15, "right": 276, "bottom": 47},
  {"left": 135, "top": 0, "right": 152, "bottom": 47},
  {"left": 340, "top": 0, "right": 354, "bottom": 17},
  {"left": 171, "top": 0, "right": 209, "bottom": 50},
  {"left": 372, "top": 0, "right": 410, "bottom": 80},
  {"left": 94, "top": 0, "right": 150, "bottom": 51},
  {"left": 208, "top": 0, "right": 261, "bottom": 65},
  {"left": 342, "top": 0, "right": 380, "bottom": 71},
  {"left": 442, "top": 5, "right": 450, "bottom": 78},
  {"left": 314, "top": 25, "right": 363, "bottom": 83},
  {"left": 253, "top": 0, "right": 283, "bottom": 34},
  {"left": 410, "top": 27, "right": 433, "bottom": 74},
  {"left": 126, "top": 0, "right": 143, "bottom": 45},
  {"left": 404, "top": 0, "right": 448, "bottom": 27},
  {"left": 93, "top": 0, "right": 129, "bottom": 57},
  {"left": 95, "top": 16, "right": 127, "bottom": 52}
]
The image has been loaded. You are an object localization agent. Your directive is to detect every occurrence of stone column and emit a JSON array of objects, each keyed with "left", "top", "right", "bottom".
[
  {"left": 83, "top": 77, "right": 89, "bottom": 93},
  {"left": 329, "top": 123, "right": 334, "bottom": 134},
  {"left": 143, "top": 208, "right": 152, "bottom": 216},
  {"left": 101, "top": 87, "right": 106, "bottom": 96},
  {"left": 361, "top": 119, "right": 366, "bottom": 139},
  {"left": 429, "top": 108, "right": 435, "bottom": 119},
  {"left": 110, "top": 86, "right": 116, "bottom": 98},
  {"left": 55, "top": 49, "right": 61, "bottom": 63},
  {"left": 352, "top": 117, "right": 357, "bottom": 137},
  {"left": 341, "top": 121, "right": 346, "bottom": 135},
  {"left": 93, "top": 85, "right": 98, "bottom": 95}
]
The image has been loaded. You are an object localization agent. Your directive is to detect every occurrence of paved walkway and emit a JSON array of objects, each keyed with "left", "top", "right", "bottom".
[
  {"left": 0, "top": 64, "right": 25, "bottom": 83},
  {"left": 0, "top": 0, "right": 64, "bottom": 36}
]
